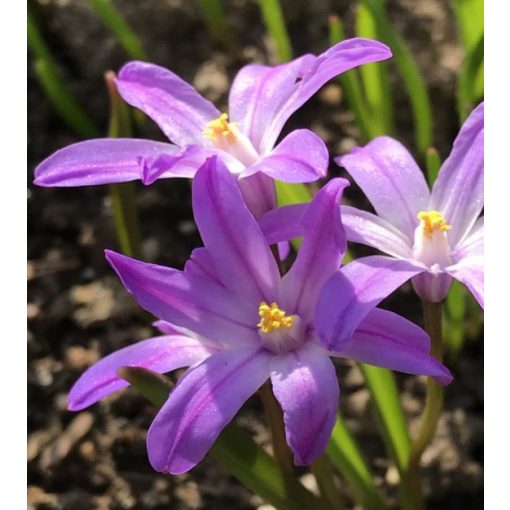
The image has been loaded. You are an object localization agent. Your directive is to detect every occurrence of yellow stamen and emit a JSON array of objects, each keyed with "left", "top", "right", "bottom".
[
  {"left": 258, "top": 302, "right": 294, "bottom": 333},
  {"left": 204, "top": 113, "right": 237, "bottom": 144},
  {"left": 417, "top": 210, "right": 451, "bottom": 238}
]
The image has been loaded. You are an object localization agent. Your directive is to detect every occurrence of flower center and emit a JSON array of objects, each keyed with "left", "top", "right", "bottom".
[
  {"left": 417, "top": 210, "right": 451, "bottom": 238},
  {"left": 412, "top": 210, "right": 452, "bottom": 269},
  {"left": 204, "top": 113, "right": 237, "bottom": 144},
  {"left": 258, "top": 302, "right": 294, "bottom": 333}
]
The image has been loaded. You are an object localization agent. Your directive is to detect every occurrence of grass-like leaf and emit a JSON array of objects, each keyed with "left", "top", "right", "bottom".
[
  {"left": 258, "top": 0, "right": 293, "bottom": 62},
  {"left": 88, "top": 0, "right": 148, "bottom": 60},
  {"left": 196, "top": 0, "right": 236, "bottom": 50}
]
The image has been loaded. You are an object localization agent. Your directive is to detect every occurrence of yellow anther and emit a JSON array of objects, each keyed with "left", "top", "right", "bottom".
[
  {"left": 258, "top": 302, "right": 294, "bottom": 333},
  {"left": 417, "top": 210, "right": 451, "bottom": 238},
  {"left": 204, "top": 113, "right": 237, "bottom": 144}
]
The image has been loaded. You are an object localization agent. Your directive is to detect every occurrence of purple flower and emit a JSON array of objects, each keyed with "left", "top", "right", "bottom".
[
  {"left": 34, "top": 38, "right": 391, "bottom": 216},
  {"left": 68, "top": 156, "right": 451, "bottom": 474},
  {"left": 260, "top": 103, "right": 484, "bottom": 305}
]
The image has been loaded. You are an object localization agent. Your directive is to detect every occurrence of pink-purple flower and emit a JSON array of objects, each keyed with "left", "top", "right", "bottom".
[
  {"left": 68, "top": 156, "right": 451, "bottom": 474},
  {"left": 261, "top": 103, "right": 484, "bottom": 305},
  {"left": 34, "top": 38, "right": 391, "bottom": 216}
]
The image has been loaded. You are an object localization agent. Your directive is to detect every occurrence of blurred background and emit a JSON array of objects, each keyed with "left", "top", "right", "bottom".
[{"left": 28, "top": 1, "right": 483, "bottom": 508}]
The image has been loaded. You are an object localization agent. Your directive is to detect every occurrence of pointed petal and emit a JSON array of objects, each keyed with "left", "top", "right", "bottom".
[
  {"left": 341, "top": 205, "right": 413, "bottom": 258},
  {"left": 316, "top": 256, "right": 425, "bottom": 351},
  {"left": 270, "top": 343, "right": 339, "bottom": 465},
  {"left": 241, "top": 130, "right": 328, "bottom": 183},
  {"left": 229, "top": 38, "right": 392, "bottom": 153},
  {"left": 116, "top": 61, "right": 220, "bottom": 146},
  {"left": 446, "top": 256, "right": 484, "bottom": 309},
  {"left": 192, "top": 157, "right": 280, "bottom": 304},
  {"left": 68, "top": 335, "right": 216, "bottom": 411},
  {"left": 430, "top": 103, "right": 484, "bottom": 247},
  {"left": 34, "top": 139, "right": 178, "bottom": 187},
  {"left": 105, "top": 250, "right": 259, "bottom": 346},
  {"left": 332, "top": 308, "right": 452, "bottom": 385},
  {"left": 258, "top": 204, "right": 307, "bottom": 245},
  {"left": 453, "top": 217, "right": 484, "bottom": 260},
  {"left": 282, "top": 178, "right": 349, "bottom": 319},
  {"left": 147, "top": 347, "right": 271, "bottom": 474},
  {"left": 337, "top": 136, "right": 430, "bottom": 240}
]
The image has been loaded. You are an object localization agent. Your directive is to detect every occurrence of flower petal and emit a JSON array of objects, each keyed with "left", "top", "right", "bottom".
[
  {"left": 229, "top": 38, "right": 392, "bottom": 153},
  {"left": 105, "top": 250, "right": 259, "bottom": 346},
  {"left": 238, "top": 171, "right": 277, "bottom": 218},
  {"left": 282, "top": 178, "right": 349, "bottom": 319},
  {"left": 147, "top": 347, "right": 271, "bottom": 474},
  {"left": 258, "top": 204, "right": 307, "bottom": 244},
  {"left": 241, "top": 129, "right": 328, "bottom": 183},
  {"left": 270, "top": 343, "right": 339, "bottom": 465},
  {"left": 429, "top": 102, "right": 484, "bottom": 247},
  {"left": 332, "top": 308, "right": 452, "bottom": 385},
  {"left": 452, "top": 217, "right": 484, "bottom": 260},
  {"left": 446, "top": 256, "right": 484, "bottom": 309},
  {"left": 341, "top": 205, "right": 413, "bottom": 258},
  {"left": 316, "top": 256, "right": 425, "bottom": 351},
  {"left": 68, "top": 335, "right": 216, "bottom": 411},
  {"left": 184, "top": 247, "right": 221, "bottom": 284},
  {"left": 34, "top": 139, "right": 178, "bottom": 187},
  {"left": 192, "top": 157, "right": 280, "bottom": 304},
  {"left": 336, "top": 137, "right": 430, "bottom": 240},
  {"left": 116, "top": 61, "right": 220, "bottom": 146}
]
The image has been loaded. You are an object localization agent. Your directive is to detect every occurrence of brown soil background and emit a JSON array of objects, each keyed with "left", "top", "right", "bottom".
[{"left": 28, "top": 1, "right": 483, "bottom": 508}]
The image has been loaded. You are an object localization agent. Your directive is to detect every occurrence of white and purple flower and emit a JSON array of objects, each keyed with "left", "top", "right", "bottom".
[{"left": 68, "top": 156, "right": 451, "bottom": 474}]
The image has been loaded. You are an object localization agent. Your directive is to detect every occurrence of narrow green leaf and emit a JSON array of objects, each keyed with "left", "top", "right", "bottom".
[
  {"left": 425, "top": 147, "right": 441, "bottom": 187},
  {"left": 443, "top": 280, "right": 467, "bottom": 359},
  {"left": 258, "top": 0, "right": 293, "bottom": 62},
  {"left": 275, "top": 181, "right": 312, "bottom": 206},
  {"left": 28, "top": 9, "right": 99, "bottom": 138},
  {"left": 363, "top": 0, "right": 433, "bottom": 153},
  {"left": 327, "top": 415, "right": 386, "bottom": 510},
  {"left": 451, "top": 0, "right": 484, "bottom": 51},
  {"left": 118, "top": 367, "right": 331, "bottom": 510},
  {"left": 88, "top": 0, "right": 148, "bottom": 60},
  {"left": 105, "top": 72, "right": 143, "bottom": 259},
  {"left": 328, "top": 16, "right": 374, "bottom": 141},
  {"left": 356, "top": 2, "right": 394, "bottom": 135},
  {"left": 457, "top": 35, "right": 484, "bottom": 122},
  {"left": 196, "top": 0, "right": 236, "bottom": 50},
  {"left": 359, "top": 364, "right": 410, "bottom": 474}
]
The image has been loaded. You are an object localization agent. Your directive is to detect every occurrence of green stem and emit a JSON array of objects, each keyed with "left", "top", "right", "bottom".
[
  {"left": 259, "top": 383, "right": 293, "bottom": 472},
  {"left": 405, "top": 301, "right": 444, "bottom": 510},
  {"left": 310, "top": 455, "right": 346, "bottom": 510}
]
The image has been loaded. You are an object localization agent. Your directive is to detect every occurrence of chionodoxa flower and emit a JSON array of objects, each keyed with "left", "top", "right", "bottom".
[
  {"left": 34, "top": 38, "right": 391, "bottom": 216},
  {"left": 260, "top": 103, "right": 484, "bottom": 306},
  {"left": 68, "top": 156, "right": 451, "bottom": 474}
]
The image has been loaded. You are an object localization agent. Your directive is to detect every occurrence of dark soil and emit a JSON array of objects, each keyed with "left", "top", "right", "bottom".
[{"left": 28, "top": 1, "right": 483, "bottom": 509}]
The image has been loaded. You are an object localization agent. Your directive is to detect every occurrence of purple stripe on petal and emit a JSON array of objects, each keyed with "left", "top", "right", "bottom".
[
  {"left": 258, "top": 204, "right": 307, "bottom": 245},
  {"left": 105, "top": 250, "right": 260, "bottom": 347},
  {"left": 192, "top": 157, "right": 280, "bottom": 303},
  {"left": 446, "top": 256, "right": 484, "bottom": 309},
  {"left": 282, "top": 178, "right": 349, "bottom": 319},
  {"left": 34, "top": 139, "right": 177, "bottom": 187},
  {"left": 341, "top": 205, "right": 413, "bottom": 258},
  {"left": 337, "top": 137, "right": 430, "bottom": 240},
  {"left": 270, "top": 343, "right": 339, "bottom": 465},
  {"left": 316, "top": 256, "right": 425, "bottom": 351},
  {"left": 241, "top": 130, "right": 328, "bottom": 183},
  {"left": 116, "top": 61, "right": 220, "bottom": 146},
  {"left": 331, "top": 308, "right": 452, "bottom": 385},
  {"left": 68, "top": 335, "right": 216, "bottom": 411},
  {"left": 429, "top": 103, "right": 484, "bottom": 247},
  {"left": 147, "top": 347, "right": 271, "bottom": 474}
]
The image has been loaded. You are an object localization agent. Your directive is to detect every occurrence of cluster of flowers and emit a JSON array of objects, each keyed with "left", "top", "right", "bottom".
[{"left": 35, "top": 38, "right": 483, "bottom": 475}]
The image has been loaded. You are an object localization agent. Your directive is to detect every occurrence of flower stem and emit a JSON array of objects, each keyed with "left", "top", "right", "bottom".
[
  {"left": 310, "top": 455, "right": 346, "bottom": 510},
  {"left": 259, "top": 383, "right": 293, "bottom": 471},
  {"left": 404, "top": 300, "right": 444, "bottom": 509}
]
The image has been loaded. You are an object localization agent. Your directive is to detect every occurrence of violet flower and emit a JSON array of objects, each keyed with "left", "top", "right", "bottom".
[
  {"left": 260, "top": 103, "right": 484, "bottom": 306},
  {"left": 34, "top": 38, "right": 391, "bottom": 216},
  {"left": 68, "top": 156, "right": 451, "bottom": 474}
]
